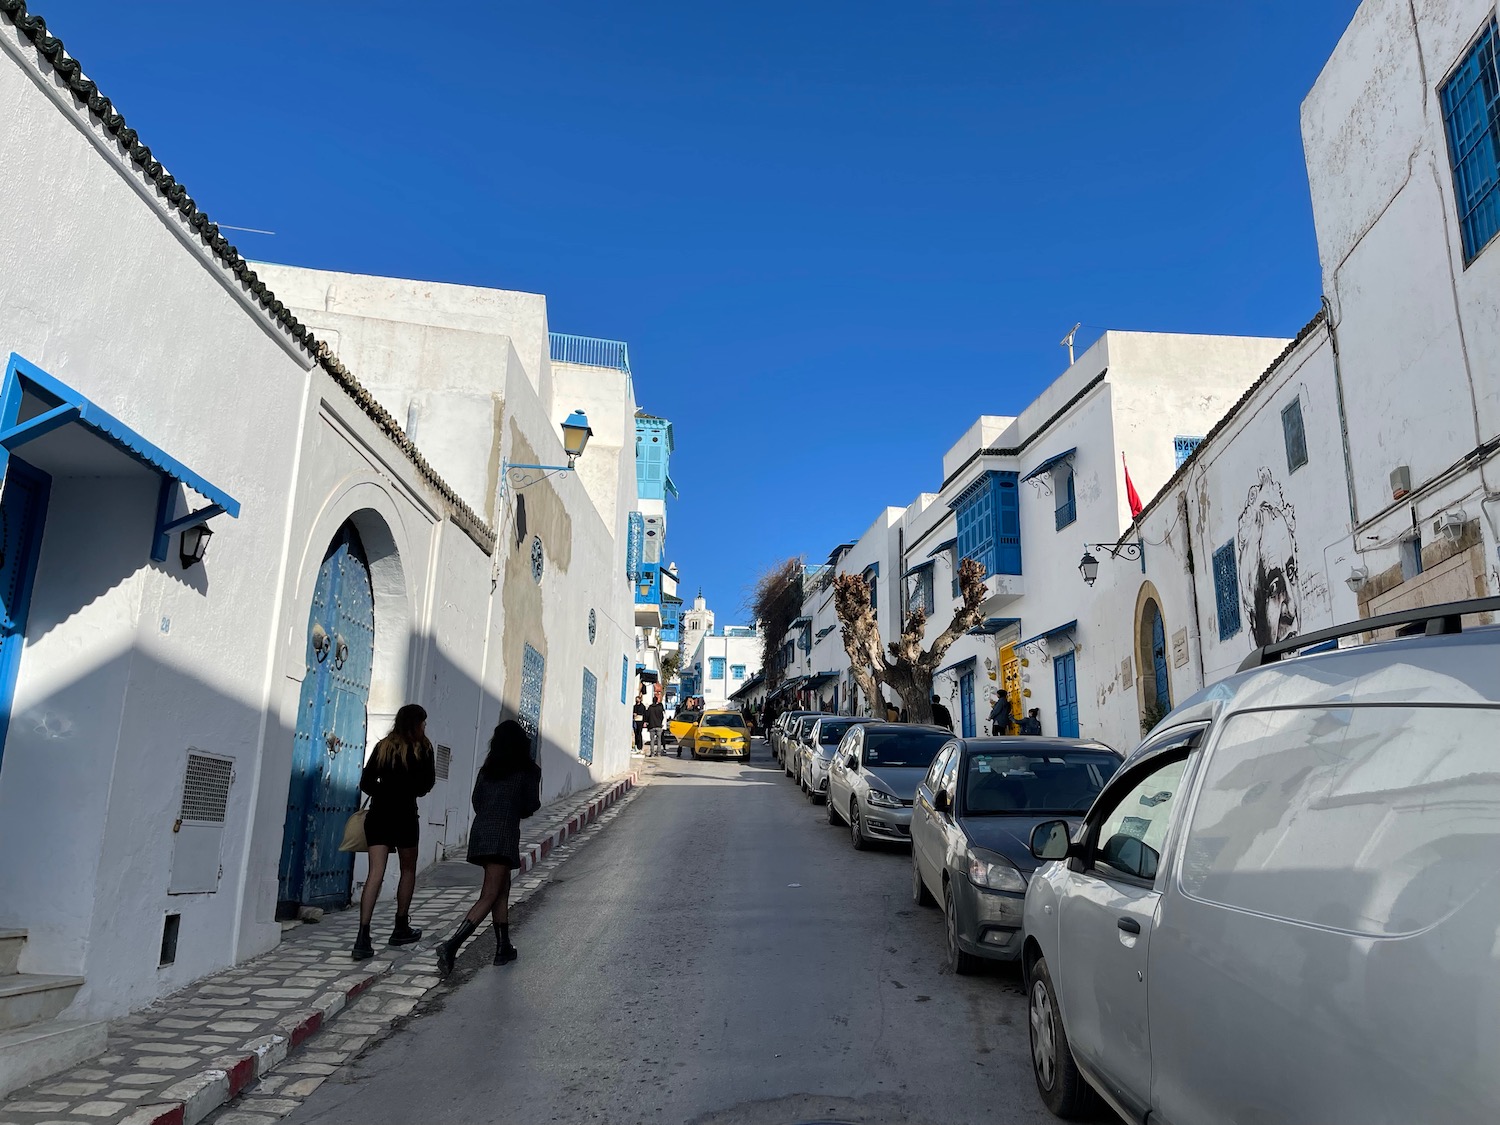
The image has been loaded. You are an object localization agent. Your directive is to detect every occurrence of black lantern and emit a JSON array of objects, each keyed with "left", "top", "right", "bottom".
[
  {"left": 1078, "top": 550, "right": 1099, "bottom": 587},
  {"left": 180, "top": 523, "right": 213, "bottom": 568}
]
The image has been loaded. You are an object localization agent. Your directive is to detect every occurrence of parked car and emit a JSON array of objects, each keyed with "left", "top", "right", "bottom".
[
  {"left": 786, "top": 713, "right": 834, "bottom": 782},
  {"left": 689, "top": 710, "right": 751, "bottom": 761},
  {"left": 667, "top": 705, "right": 702, "bottom": 748},
  {"left": 772, "top": 710, "right": 817, "bottom": 764},
  {"left": 781, "top": 714, "right": 819, "bottom": 779},
  {"left": 910, "top": 737, "right": 1120, "bottom": 973},
  {"left": 1022, "top": 597, "right": 1500, "bottom": 1124},
  {"left": 800, "top": 717, "right": 877, "bottom": 801},
  {"left": 826, "top": 723, "right": 952, "bottom": 848}
]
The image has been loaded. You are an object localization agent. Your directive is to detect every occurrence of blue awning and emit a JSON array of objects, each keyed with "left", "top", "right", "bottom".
[
  {"left": 2, "top": 353, "right": 240, "bottom": 563},
  {"left": 968, "top": 616, "right": 1021, "bottom": 636},
  {"left": 793, "top": 615, "right": 813, "bottom": 627},
  {"left": 936, "top": 654, "right": 976, "bottom": 677},
  {"left": 1016, "top": 619, "right": 1078, "bottom": 650},
  {"left": 903, "top": 559, "right": 935, "bottom": 578},
  {"left": 1021, "top": 447, "right": 1077, "bottom": 483},
  {"left": 926, "top": 536, "right": 958, "bottom": 559},
  {"left": 804, "top": 672, "right": 838, "bottom": 689}
]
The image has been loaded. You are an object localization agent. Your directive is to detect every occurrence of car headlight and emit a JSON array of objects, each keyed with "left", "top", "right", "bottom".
[
  {"left": 700, "top": 735, "right": 718, "bottom": 744},
  {"left": 866, "top": 789, "right": 902, "bottom": 809},
  {"left": 967, "top": 850, "right": 1027, "bottom": 893}
]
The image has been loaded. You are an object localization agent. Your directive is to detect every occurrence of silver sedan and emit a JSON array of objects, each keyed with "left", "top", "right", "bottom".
[
  {"left": 799, "top": 717, "right": 876, "bottom": 802},
  {"left": 826, "top": 723, "right": 953, "bottom": 849}
]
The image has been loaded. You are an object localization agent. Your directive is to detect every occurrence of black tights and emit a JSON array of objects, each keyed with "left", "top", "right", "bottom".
[{"left": 463, "top": 862, "right": 513, "bottom": 935}]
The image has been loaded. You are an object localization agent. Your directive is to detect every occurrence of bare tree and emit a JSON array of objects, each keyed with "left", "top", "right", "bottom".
[
  {"left": 749, "top": 557, "right": 804, "bottom": 691},
  {"left": 659, "top": 649, "right": 681, "bottom": 688},
  {"left": 834, "top": 557, "right": 988, "bottom": 724}
]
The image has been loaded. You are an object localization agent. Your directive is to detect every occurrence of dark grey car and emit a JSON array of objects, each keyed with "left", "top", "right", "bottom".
[{"left": 910, "top": 737, "right": 1119, "bottom": 973}]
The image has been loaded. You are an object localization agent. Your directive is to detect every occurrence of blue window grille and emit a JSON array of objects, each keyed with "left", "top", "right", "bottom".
[
  {"left": 1281, "top": 399, "right": 1308, "bottom": 473},
  {"left": 519, "top": 643, "right": 546, "bottom": 760},
  {"left": 579, "top": 669, "right": 598, "bottom": 764},
  {"left": 1212, "top": 542, "right": 1241, "bottom": 640},
  {"left": 626, "top": 512, "right": 644, "bottom": 582},
  {"left": 908, "top": 566, "right": 936, "bottom": 616},
  {"left": 1440, "top": 22, "right": 1500, "bottom": 262},
  {"left": 621, "top": 655, "right": 628, "bottom": 704},
  {"left": 1174, "top": 436, "right": 1204, "bottom": 468},
  {"left": 1054, "top": 466, "right": 1077, "bottom": 531},
  {"left": 710, "top": 657, "right": 726, "bottom": 679},
  {"left": 634, "top": 417, "right": 674, "bottom": 500},
  {"left": 954, "top": 472, "right": 1022, "bottom": 577},
  {"left": 730, "top": 664, "right": 746, "bottom": 680}
]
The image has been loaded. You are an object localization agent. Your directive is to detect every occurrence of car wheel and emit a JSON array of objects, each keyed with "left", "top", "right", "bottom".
[
  {"left": 849, "top": 800, "right": 868, "bottom": 851},
  {"left": 911, "top": 853, "right": 936, "bottom": 907},
  {"left": 944, "top": 882, "right": 982, "bottom": 975},
  {"left": 1029, "top": 955, "right": 1099, "bottom": 1119},
  {"left": 827, "top": 792, "right": 842, "bottom": 825}
]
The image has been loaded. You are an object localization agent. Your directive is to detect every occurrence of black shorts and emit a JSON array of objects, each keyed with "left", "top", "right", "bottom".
[{"left": 364, "top": 807, "right": 420, "bottom": 849}]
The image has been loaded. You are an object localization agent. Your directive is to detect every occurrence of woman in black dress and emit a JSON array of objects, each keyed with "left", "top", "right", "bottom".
[
  {"left": 351, "top": 704, "right": 436, "bottom": 961},
  {"left": 437, "top": 720, "right": 541, "bottom": 975}
]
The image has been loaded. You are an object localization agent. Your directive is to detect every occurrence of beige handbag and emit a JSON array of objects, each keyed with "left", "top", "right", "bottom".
[{"left": 338, "top": 801, "right": 369, "bottom": 853}]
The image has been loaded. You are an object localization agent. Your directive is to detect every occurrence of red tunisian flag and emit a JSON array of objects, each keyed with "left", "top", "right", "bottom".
[{"left": 1123, "top": 453, "right": 1143, "bottom": 519}]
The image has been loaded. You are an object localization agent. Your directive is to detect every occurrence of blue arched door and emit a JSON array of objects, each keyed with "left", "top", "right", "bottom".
[
  {"left": 278, "top": 525, "right": 376, "bottom": 916},
  {"left": 1149, "top": 603, "right": 1170, "bottom": 713}
]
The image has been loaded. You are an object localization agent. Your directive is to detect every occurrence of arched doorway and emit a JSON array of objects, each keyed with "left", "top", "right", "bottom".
[
  {"left": 1138, "top": 596, "right": 1171, "bottom": 719},
  {"left": 277, "top": 523, "right": 376, "bottom": 918}
]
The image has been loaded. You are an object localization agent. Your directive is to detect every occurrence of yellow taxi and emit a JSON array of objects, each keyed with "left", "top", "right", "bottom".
[
  {"left": 690, "top": 710, "right": 751, "bottom": 761},
  {"left": 667, "top": 706, "right": 702, "bottom": 747}
]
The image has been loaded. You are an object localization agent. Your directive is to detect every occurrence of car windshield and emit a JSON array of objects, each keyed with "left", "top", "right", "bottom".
[
  {"left": 677, "top": 711, "right": 702, "bottom": 723},
  {"left": 862, "top": 729, "right": 950, "bottom": 768},
  {"left": 819, "top": 721, "right": 858, "bottom": 744},
  {"left": 962, "top": 751, "right": 1120, "bottom": 815},
  {"left": 704, "top": 713, "right": 744, "bottom": 729}
]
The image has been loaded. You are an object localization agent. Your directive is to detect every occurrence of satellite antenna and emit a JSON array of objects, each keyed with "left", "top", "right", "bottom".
[{"left": 1060, "top": 322, "right": 1082, "bottom": 366}]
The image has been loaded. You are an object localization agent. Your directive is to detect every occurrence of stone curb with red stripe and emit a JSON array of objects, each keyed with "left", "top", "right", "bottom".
[{"left": 117, "top": 773, "right": 640, "bottom": 1125}]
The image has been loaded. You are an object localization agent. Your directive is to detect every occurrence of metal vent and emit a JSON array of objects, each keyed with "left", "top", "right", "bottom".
[
  {"left": 180, "top": 754, "right": 233, "bottom": 824},
  {"left": 434, "top": 744, "right": 452, "bottom": 780}
]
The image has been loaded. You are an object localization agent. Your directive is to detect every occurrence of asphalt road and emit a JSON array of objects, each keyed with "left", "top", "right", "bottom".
[{"left": 285, "top": 740, "right": 1062, "bottom": 1125}]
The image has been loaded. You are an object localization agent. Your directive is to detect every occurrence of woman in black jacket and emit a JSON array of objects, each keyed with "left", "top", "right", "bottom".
[
  {"left": 352, "top": 704, "right": 436, "bottom": 960},
  {"left": 437, "top": 720, "right": 541, "bottom": 975}
]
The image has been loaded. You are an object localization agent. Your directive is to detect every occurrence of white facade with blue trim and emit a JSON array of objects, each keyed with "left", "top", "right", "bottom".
[{"left": 0, "top": 6, "right": 641, "bottom": 1081}]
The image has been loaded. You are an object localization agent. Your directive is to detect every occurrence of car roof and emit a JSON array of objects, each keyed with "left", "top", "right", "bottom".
[
  {"left": 814, "top": 716, "right": 872, "bottom": 724},
  {"left": 858, "top": 723, "right": 951, "bottom": 735},
  {"left": 957, "top": 736, "right": 1119, "bottom": 757}
]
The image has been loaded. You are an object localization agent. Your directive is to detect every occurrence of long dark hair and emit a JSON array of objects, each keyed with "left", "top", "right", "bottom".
[
  {"left": 373, "top": 703, "right": 431, "bottom": 768},
  {"left": 481, "top": 719, "right": 535, "bottom": 780}
]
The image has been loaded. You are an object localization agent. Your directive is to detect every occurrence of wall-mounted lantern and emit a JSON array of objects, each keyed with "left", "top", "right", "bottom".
[
  {"left": 179, "top": 523, "right": 214, "bottom": 568},
  {"left": 503, "top": 409, "right": 594, "bottom": 493},
  {"left": 1077, "top": 540, "right": 1143, "bottom": 586}
]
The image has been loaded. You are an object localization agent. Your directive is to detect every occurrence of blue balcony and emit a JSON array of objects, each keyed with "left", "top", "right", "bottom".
[{"left": 550, "top": 333, "right": 631, "bottom": 374}]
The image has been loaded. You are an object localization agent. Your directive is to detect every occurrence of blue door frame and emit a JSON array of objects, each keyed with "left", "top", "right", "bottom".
[
  {"left": 1054, "top": 651, "right": 1080, "bottom": 738},
  {"left": 0, "top": 458, "right": 51, "bottom": 772},
  {"left": 958, "top": 668, "right": 977, "bottom": 738},
  {"left": 278, "top": 525, "right": 376, "bottom": 915}
]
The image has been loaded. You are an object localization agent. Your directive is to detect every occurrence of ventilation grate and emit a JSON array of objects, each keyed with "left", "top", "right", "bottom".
[
  {"left": 434, "top": 744, "right": 452, "bottom": 780},
  {"left": 180, "top": 754, "right": 233, "bottom": 824}
]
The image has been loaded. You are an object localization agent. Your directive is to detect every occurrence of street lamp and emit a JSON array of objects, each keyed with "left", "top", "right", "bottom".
[
  {"left": 179, "top": 522, "right": 214, "bottom": 568},
  {"left": 502, "top": 409, "right": 593, "bottom": 491},
  {"left": 1077, "top": 541, "right": 1143, "bottom": 586}
]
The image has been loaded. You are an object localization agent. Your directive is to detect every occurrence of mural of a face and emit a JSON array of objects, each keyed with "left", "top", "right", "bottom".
[{"left": 1237, "top": 468, "right": 1302, "bottom": 647}]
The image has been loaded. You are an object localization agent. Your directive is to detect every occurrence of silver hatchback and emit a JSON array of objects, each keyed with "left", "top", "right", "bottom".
[
  {"left": 1022, "top": 598, "right": 1500, "bottom": 1123},
  {"left": 799, "top": 716, "right": 876, "bottom": 802},
  {"left": 826, "top": 723, "right": 952, "bottom": 848}
]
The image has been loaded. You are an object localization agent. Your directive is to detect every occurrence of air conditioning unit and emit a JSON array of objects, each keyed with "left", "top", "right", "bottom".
[
  {"left": 1390, "top": 465, "right": 1411, "bottom": 500},
  {"left": 1432, "top": 510, "right": 1466, "bottom": 542}
]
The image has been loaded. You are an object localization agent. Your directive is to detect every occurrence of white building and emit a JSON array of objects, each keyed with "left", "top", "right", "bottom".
[
  {"left": 687, "top": 627, "right": 761, "bottom": 707},
  {"left": 0, "top": 7, "right": 640, "bottom": 1090}
]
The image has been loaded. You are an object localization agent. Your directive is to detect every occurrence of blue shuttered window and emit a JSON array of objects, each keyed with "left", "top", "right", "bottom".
[
  {"left": 907, "top": 565, "right": 936, "bottom": 616},
  {"left": 730, "top": 664, "right": 746, "bottom": 680},
  {"left": 954, "top": 471, "right": 1022, "bottom": 577},
  {"left": 1054, "top": 466, "right": 1076, "bottom": 530},
  {"left": 621, "top": 655, "right": 629, "bottom": 703},
  {"left": 626, "top": 512, "right": 644, "bottom": 582},
  {"left": 1212, "top": 542, "right": 1241, "bottom": 641},
  {"left": 1281, "top": 399, "right": 1308, "bottom": 473},
  {"left": 579, "top": 669, "right": 597, "bottom": 764},
  {"left": 710, "top": 656, "right": 725, "bottom": 679},
  {"left": 1440, "top": 22, "right": 1500, "bottom": 262},
  {"left": 1174, "top": 436, "right": 1204, "bottom": 468}
]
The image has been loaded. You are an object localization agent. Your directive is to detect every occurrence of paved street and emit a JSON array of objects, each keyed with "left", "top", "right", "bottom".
[{"left": 280, "top": 740, "right": 1054, "bottom": 1125}]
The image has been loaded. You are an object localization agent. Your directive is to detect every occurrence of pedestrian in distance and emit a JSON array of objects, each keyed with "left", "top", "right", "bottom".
[
  {"left": 646, "top": 692, "right": 666, "bottom": 757},
  {"left": 437, "top": 720, "right": 542, "bottom": 975},
  {"left": 989, "top": 691, "right": 1014, "bottom": 736},
  {"left": 1019, "top": 708, "right": 1043, "bottom": 735},
  {"left": 631, "top": 690, "right": 647, "bottom": 755},
  {"left": 351, "top": 704, "right": 436, "bottom": 961},
  {"left": 930, "top": 694, "right": 954, "bottom": 731}
]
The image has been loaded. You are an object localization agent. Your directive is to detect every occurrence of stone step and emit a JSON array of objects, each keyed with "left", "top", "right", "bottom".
[
  {"left": 0, "top": 930, "right": 23, "bottom": 977},
  {"left": 0, "top": 974, "right": 84, "bottom": 1033},
  {"left": 0, "top": 1018, "right": 108, "bottom": 1099}
]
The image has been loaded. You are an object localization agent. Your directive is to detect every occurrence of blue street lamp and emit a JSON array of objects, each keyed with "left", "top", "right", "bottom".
[{"left": 503, "top": 409, "right": 594, "bottom": 491}]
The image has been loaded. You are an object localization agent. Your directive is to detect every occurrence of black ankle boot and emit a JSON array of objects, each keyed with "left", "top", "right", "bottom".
[
  {"left": 494, "top": 932, "right": 518, "bottom": 965},
  {"left": 388, "top": 915, "right": 422, "bottom": 947},
  {"left": 351, "top": 924, "right": 374, "bottom": 961},
  {"left": 436, "top": 919, "right": 477, "bottom": 977}
]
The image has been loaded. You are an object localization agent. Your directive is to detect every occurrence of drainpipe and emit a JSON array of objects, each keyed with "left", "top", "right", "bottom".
[
  {"left": 1322, "top": 296, "right": 1360, "bottom": 531},
  {"left": 1179, "top": 492, "right": 1208, "bottom": 695}
]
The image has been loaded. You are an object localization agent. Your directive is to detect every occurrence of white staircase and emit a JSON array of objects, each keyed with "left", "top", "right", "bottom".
[{"left": 0, "top": 929, "right": 107, "bottom": 1099}]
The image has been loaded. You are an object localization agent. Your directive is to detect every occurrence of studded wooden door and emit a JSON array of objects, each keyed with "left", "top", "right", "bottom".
[{"left": 278, "top": 525, "right": 376, "bottom": 915}]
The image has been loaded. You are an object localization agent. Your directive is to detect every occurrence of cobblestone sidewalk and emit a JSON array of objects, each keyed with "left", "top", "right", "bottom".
[{"left": 0, "top": 772, "right": 645, "bottom": 1125}]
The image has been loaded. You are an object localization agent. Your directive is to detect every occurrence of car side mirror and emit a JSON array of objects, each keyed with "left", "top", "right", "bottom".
[
  {"left": 1030, "top": 819, "right": 1072, "bottom": 861},
  {"left": 845, "top": 754, "right": 858, "bottom": 770},
  {"left": 933, "top": 790, "right": 950, "bottom": 814}
]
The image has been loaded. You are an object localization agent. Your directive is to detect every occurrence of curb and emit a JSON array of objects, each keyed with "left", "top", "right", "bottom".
[{"left": 117, "top": 775, "right": 638, "bottom": 1125}]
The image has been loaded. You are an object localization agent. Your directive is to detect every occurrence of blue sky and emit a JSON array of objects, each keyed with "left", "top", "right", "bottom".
[{"left": 53, "top": 0, "right": 1360, "bottom": 621}]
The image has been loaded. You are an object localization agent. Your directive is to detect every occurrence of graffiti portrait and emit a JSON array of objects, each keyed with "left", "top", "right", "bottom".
[{"left": 1236, "top": 468, "right": 1301, "bottom": 646}]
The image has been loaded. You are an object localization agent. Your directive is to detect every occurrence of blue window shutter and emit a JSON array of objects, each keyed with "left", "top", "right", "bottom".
[
  {"left": 621, "top": 655, "right": 628, "bottom": 703},
  {"left": 626, "top": 513, "right": 644, "bottom": 582},
  {"left": 579, "top": 669, "right": 598, "bottom": 764},
  {"left": 1281, "top": 400, "right": 1308, "bottom": 472},
  {"left": 710, "top": 657, "right": 725, "bottom": 679},
  {"left": 1054, "top": 467, "right": 1076, "bottom": 531},
  {"left": 1440, "top": 22, "right": 1500, "bottom": 261},
  {"left": 1212, "top": 542, "right": 1241, "bottom": 640},
  {"left": 994, "top": 472, "right": 1021, "bottom": 574},
  {"left": 1174, "top": 436, "right": 1204, "bottom": 468}
]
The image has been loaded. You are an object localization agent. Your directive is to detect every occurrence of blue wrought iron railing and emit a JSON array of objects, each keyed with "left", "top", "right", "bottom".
[{"left": 549, "top": 333, "right": 631, "bottom": 374}]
